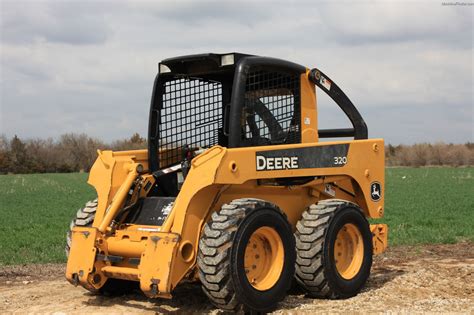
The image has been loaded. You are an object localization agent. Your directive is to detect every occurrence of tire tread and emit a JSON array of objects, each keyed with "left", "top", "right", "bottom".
[
  {"left": 198, "top": 198, "right": 289, "bottom": 311},
  {"left": 295, "top": 199, "right": 358, "bottom": 298}
]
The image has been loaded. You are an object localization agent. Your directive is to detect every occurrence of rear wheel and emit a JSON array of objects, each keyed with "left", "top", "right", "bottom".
[
  {"left": 295, "top": 199, "right": 372, "bottom": 298},
  {"left": 66, "top": 198, "right": 137, "bottom": 295},
  {"left": 198, "top": 198, "right": 295, "bottom": 312}
]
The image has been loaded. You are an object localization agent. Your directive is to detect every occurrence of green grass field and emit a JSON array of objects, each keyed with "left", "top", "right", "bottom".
[
  {"left": 381, "top": 167, "right": 473, "bottom": 245},
  {"left": 0, "top": 168, "right": 473, "bottom": 265}
]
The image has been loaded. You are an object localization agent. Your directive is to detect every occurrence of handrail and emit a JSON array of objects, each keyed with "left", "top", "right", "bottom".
[
  {"left": 308, "top": 68, "right": 368, "bottom": 140},
  {"left": 318, "top": 128, "right": 355, "bottom": 138}
]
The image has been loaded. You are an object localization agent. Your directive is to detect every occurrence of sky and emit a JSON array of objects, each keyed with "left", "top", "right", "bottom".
[{"left": 0, "top": 0, "right": 472, "bottom": 145}]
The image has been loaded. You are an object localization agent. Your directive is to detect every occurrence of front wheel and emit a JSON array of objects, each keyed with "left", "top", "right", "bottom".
[
  {"left": 198, "top": 198, "right": 295, "bottom": 312},
  {"left": 295, "top": 199, "right": 373, "bottom": 299}
]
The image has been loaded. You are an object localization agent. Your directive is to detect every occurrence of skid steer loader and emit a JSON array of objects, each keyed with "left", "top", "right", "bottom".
[{"left": 66, "top": 53, "right": 387, "bottom": 312}]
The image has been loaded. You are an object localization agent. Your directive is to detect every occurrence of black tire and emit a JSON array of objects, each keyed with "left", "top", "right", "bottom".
[
  {"left": 66, "top": 198, "right": 137, "bottom": 296},
  {"left": 198, "top": 198, "right": 295, "bottom": 312},
  {"left": 295, "top": 199, "right": 372, "bottom": 299},
  {"left": 66, "top": 199, "right": 98, "bottom": 256}
]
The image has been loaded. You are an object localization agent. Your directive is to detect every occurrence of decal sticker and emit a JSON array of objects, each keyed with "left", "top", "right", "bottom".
[
  {"left": 256, "top": 144, "right": 349, "bottom": 171},
  {"left": 320, "top": 76, "right": 331, "bottom": 91},
  {"left": 370, "top": 182, "right": 382, "bottom": 201},
  {"left": 162, "top": 202, "right": 174, "bottom": 216},
  {"left": 324, "top": 184, "right": 336, "bottom": 197},
  {"left": 333, "top": 156, "right": 348, "bottom": 165},
  {"left": 256, "top": 156, "right": 298, "bottom": 171},
  {"left": 137, "top": 227, "right": 161, "bottom": 232}
]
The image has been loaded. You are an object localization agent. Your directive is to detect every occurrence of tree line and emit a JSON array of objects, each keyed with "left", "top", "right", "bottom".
[
  {"left": 0, "top": 133, "right": 146, "bottom": 174},
  {"left": 0, "top": 133, "right": 473, "bottom": 174},
  {"left": 386, "top": 142, "right": 474, "bottom": 167}
]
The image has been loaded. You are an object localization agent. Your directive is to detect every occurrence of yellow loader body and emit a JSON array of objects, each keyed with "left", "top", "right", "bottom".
[
  {"left": 66, "top": 53, "right": 388, "bottom": 310},
  {"left": 66, "top": 140, "right": 387, "bottom": 298}
]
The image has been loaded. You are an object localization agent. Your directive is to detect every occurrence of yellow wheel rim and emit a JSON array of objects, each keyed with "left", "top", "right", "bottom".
[
  {"left": 244, "top": 226, "right": 284, "bottom": 291},
  {"left": 334, "top": 223, "right": 364, "bottom": 280}
]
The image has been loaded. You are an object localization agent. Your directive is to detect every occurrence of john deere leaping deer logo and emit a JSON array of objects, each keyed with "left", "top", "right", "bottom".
[{"left": 370, "top": 182, "right": 382, "bottom": 201}]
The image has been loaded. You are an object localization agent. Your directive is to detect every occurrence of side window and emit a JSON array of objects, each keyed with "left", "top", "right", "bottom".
[
  {"left": 159, "top": 77, "right": 222, "bottom": 168},
  {"left": 242, "top": 70, "right": 301, "bottom": 146}
]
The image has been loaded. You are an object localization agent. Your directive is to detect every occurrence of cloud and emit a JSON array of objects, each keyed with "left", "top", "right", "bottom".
[
  {"left": 136, "top": 1, "right": 274, "bottom": 24},
  {"left": 316, "top": 1, "right": 472, "bottom": 47},
  {"left": 0, "top": 0, "right": 472, "bottom": 144},
  {"left": 1, "top": 1, "right": 110, "bottom": 45}
]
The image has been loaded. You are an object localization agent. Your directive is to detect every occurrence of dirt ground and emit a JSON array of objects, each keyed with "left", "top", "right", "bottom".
[{"left": 1, "top": 242, "right": 473, "bottom": 314}]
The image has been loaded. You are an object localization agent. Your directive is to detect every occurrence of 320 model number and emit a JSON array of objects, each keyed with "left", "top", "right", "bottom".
[{"left": 333, "top": 156, "right": 347, "bottom": 165}]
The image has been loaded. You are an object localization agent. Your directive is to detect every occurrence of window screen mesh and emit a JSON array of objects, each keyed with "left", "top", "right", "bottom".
[
  {"left": 243, "top": 70, "right": 300, "bottom": 145},
  {"left": 159, "top": 77, "right": 222, "bottom": 168}
]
